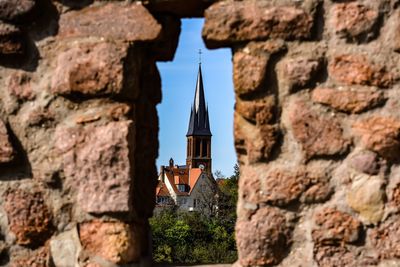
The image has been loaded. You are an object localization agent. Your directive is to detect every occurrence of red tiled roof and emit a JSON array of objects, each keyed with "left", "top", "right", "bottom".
[
  {"left": 161, "top": 166, "right": 203, "bottom": 195},
  {"left": 156, "top": 180, "right": 171, "bottom": 197},
  {"left": 188, "top": 168, "right": 202, "bottom": 193}
]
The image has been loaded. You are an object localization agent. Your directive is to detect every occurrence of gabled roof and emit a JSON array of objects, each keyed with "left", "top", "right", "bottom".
[
  {"left": 187, "top": 65, "right": 212, "bottom": 137},
  {"left": 156, "top": 180, "right": 171, "bottom": 197},
  {"left": 161, "top": 166, "right": 203, "bottom": 196}
]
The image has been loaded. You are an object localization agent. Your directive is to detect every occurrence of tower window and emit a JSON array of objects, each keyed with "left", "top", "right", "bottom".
[
  {"left": 195, "top": 139, "right": 201, "bottom": 157},
  {"left": 202, "top": 139, "right": 208, "bottom": 157}
]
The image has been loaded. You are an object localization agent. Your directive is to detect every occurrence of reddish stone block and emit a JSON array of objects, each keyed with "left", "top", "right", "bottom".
[
  {"left": 238, "top": 171, "right": 261, "bottom": 207},
  {"left": 242, "top": 165, "right": 332, "bottom": 206},
  {"left": 233, "top": 51, "right": 268, "bottom": 96},
  {"left": 0, "top": 0, "right": 35, "bottom": 22},
  {"left": 279, "top": 57, "right": 322, "bottom": 92},
  {"left": 235, "top": 96, "right": 275, "bottom": 125},
  {"left": 0, "top": 22, "right": 25, "bottom": 55},
  {"left": 329, "top": 54, "right": 392, "bottom": 88},
  {"left": 27, "top": 107, "right": 55, "bottom": 127},
  {"left": 289, "top": 100, "right": 350, "bottom": 159},
  {"left": 203, "top": 2, "right": 313, "bottom": 48},
  {"left": 10, "top": 245, "right": 49, "bottom": 267},
  {"left": 369, "top": 216, "right": 400, "bottom": 259},
  {"left": 58, "top": 3, "right": 161, "bottom": 42},
  {"left": 0, "top": 119, "right": 14, "bottom": 163},
  {"left": 51, "top": 41, "right": 140, "bottom": 99},
  {"left": 391, "top": 184, "right": 400, "bottom": 207},
  {"left": 79, "top": 220, "right": 141, "bottom": 264},
  {"left": 74, "top": 102, "right": 131, "bottom": 125},
  {"left": 312, "top": 87, "right": 385, "bottom": 113},
  {"left": 261, "top": 167, "right": 309, "bottom": 206},
  {"left": 55, "top": 121, "right": 134, "bottom": 214},
  {"left": 3, "top": 188, "right": 53, "bottom": 246},
  {"left": 7, "top": 71, "right": 35, "bottom": 101},
  {"left": 236, "top": 206, "right": 293, "bottom": 266},
  {"left": 234, "top": 113, "right": 278, "bottom": 164},
  {"left": 233, "top": 40, "right": 286, "bottom": 96},
  {"left": 312, "top": 208, "right": 362, "bottom": 245},
  {"left": 352, "top": 116, "right": 400, "bottom": 160},
  {"left": 301, "top": 182, "right": 332, "bottom": 204},
  {"left": 313, "top": 245, "right": 358, "bottom": 267},
  {"left": 330, "top": 2, "right": 379, "bottom": 42}
]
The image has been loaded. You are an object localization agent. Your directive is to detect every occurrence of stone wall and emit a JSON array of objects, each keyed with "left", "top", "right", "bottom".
[
  {"left": 0, "top": 0, "right": 399, "bottom": 266},
  {"left": 201, "top": 0, "right": 400, "bottom": 266},
  {"left": 0, "top": 0, "right": 182, "bottom": 266}
]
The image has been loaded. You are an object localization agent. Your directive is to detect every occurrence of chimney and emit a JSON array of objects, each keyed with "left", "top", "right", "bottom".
[{"left": 160, "top": 166, "right": 165, "bottom": 182}]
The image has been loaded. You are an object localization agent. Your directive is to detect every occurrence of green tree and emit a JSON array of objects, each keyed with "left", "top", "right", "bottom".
[{"left": 150, "top": 164, "right": 240, "bottom": 264}]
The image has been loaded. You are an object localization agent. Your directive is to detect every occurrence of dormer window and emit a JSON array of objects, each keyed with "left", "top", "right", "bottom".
[{"left": 177, "top": 184, "right": 189, "bottom": 192}]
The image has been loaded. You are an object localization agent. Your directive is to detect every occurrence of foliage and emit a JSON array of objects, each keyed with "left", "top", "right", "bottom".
[
  {"left": 150, "top": 209, "right": 237, "bottom": 264},
  {"left": 150, "top": 164, "right": 239, "bottom": 264}
]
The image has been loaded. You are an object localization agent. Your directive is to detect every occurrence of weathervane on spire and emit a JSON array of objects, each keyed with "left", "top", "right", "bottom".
[{"left": 198, "top": 49, "right": 202, "bottom": 65}]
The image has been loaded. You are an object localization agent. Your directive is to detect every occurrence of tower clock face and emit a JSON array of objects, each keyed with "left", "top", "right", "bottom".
[{"left": 198, "top": 164, "right": 205, "bottom": 170}]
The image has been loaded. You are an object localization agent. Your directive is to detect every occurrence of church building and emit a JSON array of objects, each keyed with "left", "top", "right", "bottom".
[{"left": 156, "top": 64, "right": 217, "bottom": 213}]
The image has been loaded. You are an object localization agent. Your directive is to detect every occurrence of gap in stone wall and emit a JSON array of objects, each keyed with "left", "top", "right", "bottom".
[{"left": 157, "top": 18, "right": 235, "bottom": 178}]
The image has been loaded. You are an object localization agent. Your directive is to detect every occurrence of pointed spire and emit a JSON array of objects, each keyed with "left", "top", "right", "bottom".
[{"left": 187, "top": 64, "right": 212, "bottom": 137}]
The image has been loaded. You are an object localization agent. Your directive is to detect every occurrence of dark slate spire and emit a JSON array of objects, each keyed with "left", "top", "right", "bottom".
[{"left": 187, "top": 65, "right": 212, "bottom": 136}]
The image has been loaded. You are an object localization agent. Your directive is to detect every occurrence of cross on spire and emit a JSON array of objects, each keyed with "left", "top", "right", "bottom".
[{"left": 198, "top": 49, "right": 202, "bottom": 65}]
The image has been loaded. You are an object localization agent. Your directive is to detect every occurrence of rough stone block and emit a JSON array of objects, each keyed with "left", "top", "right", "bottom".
[
  {"left": 79, "top": 220, "right": 141, "bottom": 264},
  {"left": 329, "top": 54, "right": 392, "bottom": 88},
  {"left": 235, "top": 96, "right": 275, "bottom": 126},
  {"left": 10, "top": 245, "right": 49, "bottom": 267},
  {"left": 233, "top": 51, "right": 268, "bottom": 96},
  {"left": 0, "top": 22, "right": 25, "bottom": 55},
  {"left": 233, "top": 40, "right": 286, "bottom": 96},
  {"left": 241, "top": 165, "right": 332, "bottom": 206},
  {"left": 236, "top": 206, "right": 293, "bottom": 266},
  {"left": 234, "top": 113, "right": 278, "bottom": 164},
  {"left": 260, "top": 167, "right": 309, "bottom": 206},
  {"left": 238, "top": 166, "right": 262, "bottom": 205},
  {"left": 203, "top": 1, "right": 313, "bottom": 48},
  {"left": 312, "top": 86, "right": 385, "bottom": 113},
  {"left": 301, "top": 182, "right": 332, "bottom": 204},
  {"left": 313, "top": 245, "right": 359, "bottom": 267},
  {"left": 312, "top": 208, "right": 362, "bottom": 245},
  {"left": 55, "top": 120, "right": 134, "bottom": 214},
  {"left": 390, "top": 184, "right": 400, "bottom": 207},
  {"left": 3, "top": 188, "right": 53, "bottom": 246},
  {"left": 330, "top": 2, "right": 379, "bottom": 42},
  {"left": 0, "top": 119, "right": 14, "bottom": 163},
  {"left": 50, "top": 227, "right": 81, "bottom": 267},
  {"left": 58, "top": 3, "right": 161, "bottom": 42},
  {"left": 278, "top": 57, "right": 322, "bottom": 92},
  {"left": 385, "top": 10, "right": 400, "bottom": 53},
  {"left": 7, "top": 71, "right": 35, "bottom": 101},
  {"left": 352, "top": 116, "right": 400, "bottom": 160},
  {"left": 51, "top": 41, "right": 140, "bottom": 99},
  {"left": 289, "top": 100, "right": 350, "bottom": 159},
  {"left": 346, "top": 174, "right": 385, "bottom": 224},
  {"left": 369, "top": 217, "right": 400, "bottom": 259},
  {"left": 0, "top": 0, "right": 35, "bottom": 22},
  {"left": 349, "top": 150, "right": 381, "bottom": 175}
]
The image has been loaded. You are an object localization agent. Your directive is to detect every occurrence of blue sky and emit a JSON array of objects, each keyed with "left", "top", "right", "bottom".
[{"left": 156, "top": 19, "right": 236, "bottom": 177}]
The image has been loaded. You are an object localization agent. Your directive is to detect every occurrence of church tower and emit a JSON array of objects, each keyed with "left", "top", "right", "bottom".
[{"left": 186, "top": 64, "right": 212, "bottom": 173}]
